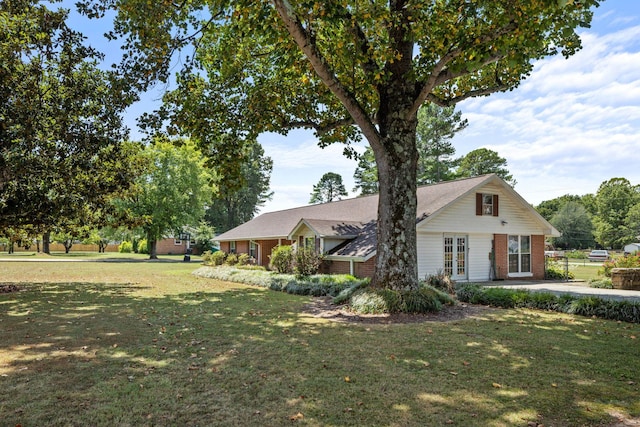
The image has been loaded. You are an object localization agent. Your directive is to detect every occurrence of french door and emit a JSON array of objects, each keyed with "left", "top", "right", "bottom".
[{"left": 444, "top": 235, "right": 467, "bottom": 280}]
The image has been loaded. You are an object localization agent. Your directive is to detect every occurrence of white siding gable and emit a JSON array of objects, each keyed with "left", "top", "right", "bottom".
[{"left": 416, "top": 182, "right": 550, "bottom": 236}]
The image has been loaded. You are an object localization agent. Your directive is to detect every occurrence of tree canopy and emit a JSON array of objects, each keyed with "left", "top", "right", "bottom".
[
  {"left": 457, "top": 148, "right": 516, "bottom": 186},
  {"left": 117, "top": 140, "right": 215, "bottom": 259},
  {"left": 549, "top": 201, "right": 594, "bottom": 249},
  {"left": 310, "top": 172, "right": 348, "bottom": 204},
  {"left": 593, "top": 178, "right": 640, "bottom": 249},
  {"left": 0, "top": 0, "right": 138, "bottom": 232},
  {"left": 205, "top": 140, "right": 273, "bottom": 234},
  {"left": 85, "top": 0, "right": 600, "bottom": 289}
]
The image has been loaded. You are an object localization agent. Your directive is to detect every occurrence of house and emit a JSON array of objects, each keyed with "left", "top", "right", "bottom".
[
  {"left": 215, "top": 174, "right": 560, "bottom": 281},
  {"left": 624, "top": 243, "right": 640, "bottom": 254}
]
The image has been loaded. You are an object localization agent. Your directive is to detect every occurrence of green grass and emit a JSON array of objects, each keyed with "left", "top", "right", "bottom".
[{"left": 1, "top": 261, "right": 639, "bottom": 426}]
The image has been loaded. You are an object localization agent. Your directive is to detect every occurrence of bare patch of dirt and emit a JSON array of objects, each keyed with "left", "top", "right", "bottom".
[
  {"left": 302, "top": 296, "right": 494, "bottom": 324},
  {"left": 0, "top": 284, "right": 21, "bottom": 294}
]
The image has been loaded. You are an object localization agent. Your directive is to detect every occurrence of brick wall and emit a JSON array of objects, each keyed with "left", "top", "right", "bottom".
[
  {"left": 531, "top": 235, "right": 545, "bottom": 280},
  {"left": 493, "top": 234, "right": 508, "bottom": 280},
  {"left": 326, "top": 260, "right": 352, "bottom": 275},
  {"left": 156, "top": 238, "right": 187, "bottom": 255},
  {"left": 324, "top": 257, "right": 376, "bottom": 278},
  {"left": 356, "top": 257, "right": 376, "bottom": 278}
]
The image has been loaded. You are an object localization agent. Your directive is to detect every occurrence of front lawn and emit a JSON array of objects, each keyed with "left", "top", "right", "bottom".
[{"left": 1, "top": 261, "right": 638, "bottom": 426}]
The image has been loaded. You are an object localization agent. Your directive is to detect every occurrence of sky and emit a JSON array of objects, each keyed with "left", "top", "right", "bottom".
[{"left": 68, "top": 1, "right": 640, "bottom": 214}]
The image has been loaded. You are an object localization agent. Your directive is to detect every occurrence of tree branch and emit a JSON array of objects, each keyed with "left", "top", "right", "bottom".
[
  {"left": 426, "top": 83, "right": 512, "bottom": 107},
  {"left": 271, "top": 0, "right": 381, "bottom": 147},
  {"left": 407, "top": 19, "right": 518, "bottom": 118}
]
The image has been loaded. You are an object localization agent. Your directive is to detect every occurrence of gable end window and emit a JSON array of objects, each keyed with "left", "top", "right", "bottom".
[{"left": 476, "top": 193, "right": 499, "bottom": 217}]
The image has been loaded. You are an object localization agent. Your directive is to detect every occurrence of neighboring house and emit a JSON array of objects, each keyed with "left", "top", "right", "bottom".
[
  {"left": 156, "top": 237, "right": 191, "bottom": 255},
  {"left": 624, "top": 243, "right": 640, "bottom": 254},
  {"left": 215, "top": 174, "right": 560, "bottom": 281}
]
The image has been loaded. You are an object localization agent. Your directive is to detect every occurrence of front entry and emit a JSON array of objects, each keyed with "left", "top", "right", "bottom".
[{"left": 444, "top": 235, "right": 468, "bottom": 281}]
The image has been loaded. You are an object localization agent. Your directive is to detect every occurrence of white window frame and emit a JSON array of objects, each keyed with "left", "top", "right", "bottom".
[
  {"left": 482, "top": 194, "right": 494, "bottom": 216},
  {"left": 508, "top": 235, "right": 532, "bottom": 277},
  {"left": 229, "top": 241, "right": 236, "bottom": 254}
]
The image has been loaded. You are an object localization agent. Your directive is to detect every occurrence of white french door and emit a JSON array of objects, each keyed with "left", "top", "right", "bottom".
[{"left": 444, "top": 235, "right": 467, "bottom": 280}]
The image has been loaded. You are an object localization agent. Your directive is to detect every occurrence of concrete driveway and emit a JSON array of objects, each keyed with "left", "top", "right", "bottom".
[{"left": 482, "top": 280, "right": 640, "bottom": 302}]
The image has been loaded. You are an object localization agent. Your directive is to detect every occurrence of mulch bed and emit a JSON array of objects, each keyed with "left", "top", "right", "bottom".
[{"left": 302, "top": 296, "right": 493, "bottom": 324}]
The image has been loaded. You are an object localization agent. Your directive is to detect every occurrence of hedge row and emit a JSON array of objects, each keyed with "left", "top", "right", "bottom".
[
  {"left": 193, "top": 266, "right": 368, "bottom": 297},
  {"left": 456, "top": 284, "right": 640, "bottom": 323}
]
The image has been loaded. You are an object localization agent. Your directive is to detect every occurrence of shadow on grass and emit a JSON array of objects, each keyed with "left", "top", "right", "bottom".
[{"left": 1, "top": 280, "right": 638, "bottom": 426}]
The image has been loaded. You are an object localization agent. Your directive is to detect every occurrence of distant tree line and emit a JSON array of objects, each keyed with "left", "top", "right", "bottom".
[{"left": 535, "top": 178, "right": 640, "bottom": 250}]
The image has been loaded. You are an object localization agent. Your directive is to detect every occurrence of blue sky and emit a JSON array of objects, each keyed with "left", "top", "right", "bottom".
[{"left": 69, "top": 1, "right": 640, "bottom": 214}]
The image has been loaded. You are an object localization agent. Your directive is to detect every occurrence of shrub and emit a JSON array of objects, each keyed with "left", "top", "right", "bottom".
[
  {"left": 225, "top": 253, "right": 238, "bottom": 265},
  {"left": 588, "top": 277, "right": 613, "bottom": 289},
  {"left": 566, "top": 250, "right": 588, "bottom": 260},
  {"left": 118, "top": 241, "right": 133, "bottom": 253},
  {"left": 237, "top": 253, "right": 250, "bottom": 266},
  {"left": 269, "top": 245, "right": 294, "bottom": 274},
  {"left": 601, "top": 253, "right": 640, "bottom": 277},
  {"left": 424, "top": 269, "right": 455, "bottom": 294},
  {"left": 545, "top": 262, "right": 575, "bottom": 280},
  {"left": 193, "top": 266, "right": 366, "bottom": 298},
  {"left": 137, "top": 239, "right": 149, "bottom": 254},
  {"left": 294, "top": 247, "right": 323, "bottom": 277},
  {"left": 211, "top": 250, "right": 226, "bottom": 266},
  {"left": 456, "top": 283, "right": 640, "bottom": 323}
]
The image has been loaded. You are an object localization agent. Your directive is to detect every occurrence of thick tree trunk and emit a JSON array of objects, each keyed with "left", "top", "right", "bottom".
[
  {"left": 149, "top": 239, "right": 158, "bottom": 259},
  {"left": 42, "top": 231, "right": 50, "bottom": 254},
  {"left": 371, "top": 87, "right": 420, "bottom": 291}
]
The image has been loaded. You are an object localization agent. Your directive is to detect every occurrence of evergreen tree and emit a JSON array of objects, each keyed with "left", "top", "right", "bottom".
[{"left": 310, "top": 173, "right": 348, "bottom": 204}]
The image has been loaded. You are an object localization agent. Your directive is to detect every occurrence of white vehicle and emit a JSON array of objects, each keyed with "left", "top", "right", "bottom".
[{"left": 588, "top": 250, "right": 610, "bottom": 262}]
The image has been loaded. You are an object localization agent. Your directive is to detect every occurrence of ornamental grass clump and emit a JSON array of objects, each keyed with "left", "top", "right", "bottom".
[{"left": 348, "top": 284, "right": 454, "bottom": 314}]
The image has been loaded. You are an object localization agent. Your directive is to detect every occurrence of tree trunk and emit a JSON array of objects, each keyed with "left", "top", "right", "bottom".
[
  {"left": 149, "top": 239, "right": 158, "bottom": 259},
  {"left": 371, "top": 87, "right": 420, "bottom": 291},
  {"left": 42, "top": 231, "right": 50, "bottom": 254},
  {"left": 64, "top": 240, "right": 72, "bottom": 253}
]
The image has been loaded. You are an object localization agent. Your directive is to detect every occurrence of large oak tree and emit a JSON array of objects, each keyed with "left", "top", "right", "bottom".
[{"left": 87, "top": 0, "right": 600, "bottom": 289}]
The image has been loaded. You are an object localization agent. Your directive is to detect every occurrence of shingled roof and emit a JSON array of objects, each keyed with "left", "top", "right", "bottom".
[{"left": 215, "top": 175, "right": 497, "bottom": 259}]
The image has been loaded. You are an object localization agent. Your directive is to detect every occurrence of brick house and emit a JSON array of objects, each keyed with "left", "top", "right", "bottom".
[{"left": 215, "top": 174, "right": 559, "bottom": 281}]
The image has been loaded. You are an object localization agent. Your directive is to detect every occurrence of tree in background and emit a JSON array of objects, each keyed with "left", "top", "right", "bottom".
[
  {"left": 205, "top": 141, "right": 273, "bottom": 234},
  {"left": 456, "top": 148, "right": 516, "bottom": 186},
  {"left": 310, "top": 173, "right": 348, "bottom": 204},
  {"left": 353, "top": 104, "right": 466, "bottom": 195},
  {"left": 119, "top": 140, "right": 215, "bottom": 259},
  {"left": 549, "top": 201, "right": 594, "bottom": 249},
  {"left": 353, "top": 147, "right": 379, "bottom": 196},
  {"left": 90, "top": 0, "right": 600, "bottom": 290},
  {"left": 593, "top": 178, "right": 640, "bottom": 249},
  {"left": 535, "top": 195, "right": 584, "bottom": 222},
  {"left": 625, "top": 204, "right": 640, "bottom": 244},
  {"left": 0, "top": 1, "right": 138, "bottom": 234},
  {"left": 416, "top": 104, "right": 467, "bottom": 184}
]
